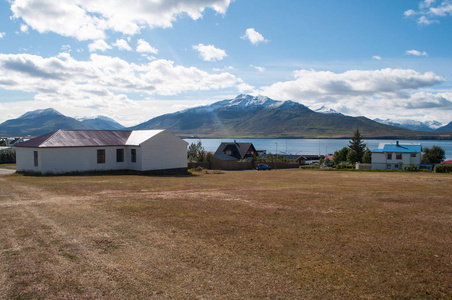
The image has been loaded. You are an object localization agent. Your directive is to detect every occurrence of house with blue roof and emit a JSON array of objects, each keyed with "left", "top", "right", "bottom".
[{"left": 371, "top": 141, "right": 422, "bottom": 170}]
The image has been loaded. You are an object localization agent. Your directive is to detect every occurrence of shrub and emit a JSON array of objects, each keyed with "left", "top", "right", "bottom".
[
  {"left": 434, "top": 164, "right": 452, "bottom": 173},
  {"left": 0, "top": 148, "right": 16, "bottom": 164},
  {"left": 403, "top": 165, "right": 418, "bottom": 172}
]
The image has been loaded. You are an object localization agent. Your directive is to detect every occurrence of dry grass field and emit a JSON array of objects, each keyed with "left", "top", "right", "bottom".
[{"left": 0, "top": 169, "right": 451, "bottom": 299}]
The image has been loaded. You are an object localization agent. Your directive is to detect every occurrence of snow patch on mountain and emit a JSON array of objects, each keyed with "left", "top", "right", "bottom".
[{"left": 374, "top": 118, "right": 443, "bottom": 132}]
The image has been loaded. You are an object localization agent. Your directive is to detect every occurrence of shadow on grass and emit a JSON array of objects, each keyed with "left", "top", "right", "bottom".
[{"left": 16, "top": 168, "right": 195, "bottom": 178}]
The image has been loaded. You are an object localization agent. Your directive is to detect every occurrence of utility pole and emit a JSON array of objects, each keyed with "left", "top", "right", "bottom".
[{"left": 275, "top": 142, "right": 278, "bottom": 170}]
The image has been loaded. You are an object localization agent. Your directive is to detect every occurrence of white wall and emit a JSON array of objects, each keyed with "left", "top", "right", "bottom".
[
  {"left": 139, "top": 130, "right": 188, "bottom": 171},
  {"left": 17, "top": 147, "right": 130, "bottom": 174},
  {"left": 371, "top": 152, "right": 421, "bottom": 170}
]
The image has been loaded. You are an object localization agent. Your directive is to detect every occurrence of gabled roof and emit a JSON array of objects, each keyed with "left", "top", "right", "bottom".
[
  {"left": 215, "top": 142, "right": 256, "bottom": 159},
  {"left": 16, "top": 129, "right": 166, "bottom": 148},
  {"left": 372, "top": 142, "right": 422, "bottom": 153}
]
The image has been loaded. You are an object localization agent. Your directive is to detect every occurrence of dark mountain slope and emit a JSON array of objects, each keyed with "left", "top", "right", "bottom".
[{"left": 0, "top": 108, "right": 91, "bottom": 136}]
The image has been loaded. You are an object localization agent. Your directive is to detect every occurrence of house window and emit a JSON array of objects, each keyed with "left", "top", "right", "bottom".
[
  {"left": 387, "top": 164, "right": 391, "bottom": 169},
  {"left": 387, "top": 153, "right": 392, "bottom": 160},
  {"left": 116, "top": 149, "right": 124, "bottom": 162},
  {"left": 131, "top": 149, "right": 136, "bottom": 163},
  {"left": 396, "top": 153, "right": 402, "bottom": 160},
  {"left": 34, "top": 151, "right": 38, "bottom": 167},
  {"left": 411, "top": 153, "right": 416, "bottom": 158},
  {"left": 226, "top": 150, "right": 232, "bottom": 155},
  {"left": 97, "top": 149, "right": 105, "bottom": 164}
]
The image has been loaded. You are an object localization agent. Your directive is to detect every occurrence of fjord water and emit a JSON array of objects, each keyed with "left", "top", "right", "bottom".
[{"left": 185, "top": 138, "right": 452, "bottom": 160}]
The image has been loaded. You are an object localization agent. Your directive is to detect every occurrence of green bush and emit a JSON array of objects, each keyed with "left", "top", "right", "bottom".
[
  {"left": 403, "top": 165, "right": 418, "bottom": 172},
  {"left": 336, "top": 162, "right": 354, "bottom": 169},
  {"left": 0, "top": 148, "right": 16, "bottom": 164},
  {"left": 434, "top": 164, "right": 452, "bottom": 173}
]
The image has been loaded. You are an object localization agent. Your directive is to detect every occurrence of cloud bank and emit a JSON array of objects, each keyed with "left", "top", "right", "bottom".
[
  {"left": 257, "top": 68, "right": 451, "bottom": 121},
  {"left": 0, "top": 53, "right": 242, "bottom": 110},
  {"left": 10, "top": 0, "right": 232, "bottom": 40}
]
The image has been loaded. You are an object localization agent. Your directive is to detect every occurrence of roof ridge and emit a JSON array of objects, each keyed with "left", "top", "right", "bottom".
[{"left": 39, "top": 129, "right": 61, "bottom": 148}]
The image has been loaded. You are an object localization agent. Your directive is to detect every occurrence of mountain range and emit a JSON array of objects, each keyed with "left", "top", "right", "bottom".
[
  {"left": 0, "top": 95, "right": 451, "bottom": 139},
  {"left": 0, "top": 108, "right": 124, "bottom": 136}
]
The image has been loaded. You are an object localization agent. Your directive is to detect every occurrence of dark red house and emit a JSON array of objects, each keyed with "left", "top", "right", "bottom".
[{"left": 214, "top": 141, "right": 257, "bottom": 160}]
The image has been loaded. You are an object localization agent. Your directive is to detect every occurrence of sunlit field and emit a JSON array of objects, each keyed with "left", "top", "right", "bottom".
[{"left": 0, "top": 169, "right": 451, "bottom": 299}]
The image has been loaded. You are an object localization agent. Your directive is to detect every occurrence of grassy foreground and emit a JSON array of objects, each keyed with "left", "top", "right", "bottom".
[{"left": 0, "top": 170, "right": 451, "bottom": 299}]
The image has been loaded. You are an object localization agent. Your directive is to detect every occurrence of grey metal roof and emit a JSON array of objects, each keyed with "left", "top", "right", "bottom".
[{"left": 16, "top": 130, "right": 133, "bottom": 148}]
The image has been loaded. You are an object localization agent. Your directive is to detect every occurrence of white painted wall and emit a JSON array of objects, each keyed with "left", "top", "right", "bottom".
[
  {"left": 139, "top": 130, "right": 188, "bottom": 171},
  {"left": 371, "top": 152, "right": 421, "bottom": 170}
]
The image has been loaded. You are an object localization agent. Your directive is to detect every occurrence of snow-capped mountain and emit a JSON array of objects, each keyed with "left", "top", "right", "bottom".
[
  {"left": 373, "top": 118, "right": 443, "bottom": 132},
  {"left": 130, "top": 94, "right": 426, "bottom": 138},
  {"left": 311, "top": 105, "right": 343, "bottom": 115}
]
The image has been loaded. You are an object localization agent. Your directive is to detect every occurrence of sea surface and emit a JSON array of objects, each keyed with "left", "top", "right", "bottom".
[{"left": 185, "top": 138, "right": 452, "bottom": 160}]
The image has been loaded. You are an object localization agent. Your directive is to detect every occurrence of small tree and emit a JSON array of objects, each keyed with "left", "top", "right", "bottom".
[
  {"left": 421, "top": 145, "right": 445, "bottom": 164},
  {"left": 347, "top": 149, "right": 358, "bottom": 164},
  {"left": 362, "top": 149, "right": 372, "bottom": 164},
  {"left": 348, "top": 128, "right": 366, "bottom": 163},
  {"left": 0, "top": 139, "right": 6, "bottom": 147},
  {"left": 334, "top": 147, "right": 349, "bottom": 163},
  {"left": 187, "top": 141, "right": 206, "bottom": 162}
]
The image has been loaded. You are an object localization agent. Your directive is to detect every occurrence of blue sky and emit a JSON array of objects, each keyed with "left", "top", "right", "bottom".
[{"left": 0, "top": 0, "right": 451, "bottom": 126}]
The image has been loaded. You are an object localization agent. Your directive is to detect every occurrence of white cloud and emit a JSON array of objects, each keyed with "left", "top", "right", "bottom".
[
  {"left": 193, "top": 43, "right": 227, "bottom": 62},
  {"left": 60, "top": 45, "right": 72, "bottom": 52},
  {"left": 372, "top": 56, "right": 382, "bottom": 60},
  {"left": 10, "top": 0, "right": 231, "bottom": 41},
  {"left": 241, "top": 28, "right": 268, "bottom": 45},
  {"left": 406, "top": 49, "right": 429, "bottom": 57},
  {"left": 88, "top": 40, "right": 111, "bottom": 52},
  {"left": 20, "top": 24, "right": 29, "bottom": 33},
  {"left": 418, "top": 15, "right": 439, "bottom": 24},
  {"left": 0, "top": 32, "right": 5, "bottom": 38},
  {"left": 0, "top": 53, "right": 243, "bottom": 120},
  {"left": 112, "top": 39, "right": 132, "bottom": 51},
  {"left": 136, "top": 39, "right": 158, "bottom": 54},
  {"left": 420, "top": 0, "right": 436, "bottom": 9},
  {"left": 404, "top": 0, "right": 452, "bottom": 25},
  {"left": 404, "top": 9, "right": 417, "bottom": 17},
  {"left": 250, "top": 65, "right": 265, "bottom": 72}
]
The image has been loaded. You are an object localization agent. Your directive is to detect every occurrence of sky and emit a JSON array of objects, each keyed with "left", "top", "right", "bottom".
[{"left": 0, "top": 0, "right": 451, "bottom": 127}]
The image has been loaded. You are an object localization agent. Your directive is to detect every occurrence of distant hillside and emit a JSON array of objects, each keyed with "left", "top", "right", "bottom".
[
  {"left": 0, "top": 109, "right": 124, "bottom": 136},
  {"left": 130, "top": 94, "right": 451, "bottom": 139},
  {"left": 0, "top": 108, "right": 91, "bottom": 136},
  {"left": 79, "top": 116, "right": 125, "bottom": 130},
  {"left": 436, "top": 121, "right": 452, "bottom": 133}
]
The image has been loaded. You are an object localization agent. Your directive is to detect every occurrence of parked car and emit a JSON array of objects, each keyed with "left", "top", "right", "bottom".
[{"left": 257, "top": 163, "right": 272, "bottom": 171}]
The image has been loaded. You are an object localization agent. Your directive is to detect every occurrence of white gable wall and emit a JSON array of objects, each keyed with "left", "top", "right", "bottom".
[{"left": 139, "top": 130, "right": 188, "bottom": 171}]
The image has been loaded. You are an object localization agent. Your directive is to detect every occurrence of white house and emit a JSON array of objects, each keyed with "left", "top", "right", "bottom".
[
  {"left": 15, "top": 129, "right": 188, "bottom": 174},
  {"left": 371, "top": 141, "right": 422, "bottom": 170}
]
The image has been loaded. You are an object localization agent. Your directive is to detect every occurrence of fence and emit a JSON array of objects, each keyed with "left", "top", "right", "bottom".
[{"left": 189, "top": 160, "right": 299, "bottom": 171}]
